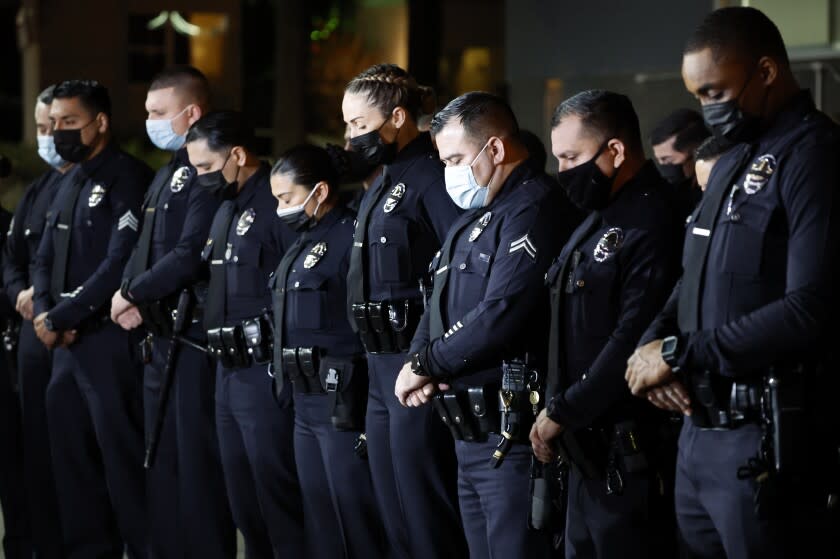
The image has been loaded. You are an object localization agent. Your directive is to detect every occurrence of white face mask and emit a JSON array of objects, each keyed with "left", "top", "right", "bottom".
[
  {"left": 37, "top": 135, "right": 67, "bottom": 168},
  {"left": 276, "top": 185, "right": 321, "bottom": 230},
  {"left": 443, "top": 142, "right": 492, "bottom": 210},
  {"left": 145, "top": 106, "right": 189, "bottom": 151}
]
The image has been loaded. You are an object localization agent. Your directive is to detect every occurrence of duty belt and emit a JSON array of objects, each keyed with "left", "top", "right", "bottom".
[
  {"left": 280, "top": 346, "right": 323, "bottom": 394},
  {"left": 687, "top": 371, "right": 763, "bottom": 430},
  {"left": 350, "top": 299, "right": 422, "bottom": 354},
  {"left": 206, "top": 314, "right": 273, "bottom": 370}
]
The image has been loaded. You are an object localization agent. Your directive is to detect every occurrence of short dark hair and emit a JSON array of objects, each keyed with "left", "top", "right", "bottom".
[
  {"left": 53, "top": 80, "right": 112, "bottom": 118},
  {"left": 684, "top": 7, "right": 789, "bottom": 66},
  {"left": 429, "top": 91, "right": 520, "bottom": 145},
  {"left": 149, "top": 65, "right": 210, "bottom": 106},
  {"left": 37, "top": 84, "right": 56, "bottom": 105},
  {"left": 650, "top": 108, "right": 710, "bottom": 155},
  {"left": 185, "top": 110, "right": 255, "bottom": 153},
  {"left": 345, "top": 64, "right": 436, "bottom": 121},
  {"left": 694, "top": 135, "right": 732, "bottom": 162},
  {"left": 551, "top": 89, "right": 643, "bottom": 154},
  {"left": 271, "top": 144, "right": 340, "bottom": 199}
]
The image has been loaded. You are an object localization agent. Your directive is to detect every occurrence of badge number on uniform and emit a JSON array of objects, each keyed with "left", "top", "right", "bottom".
[
  {"left": 304, "top": 241, "right": 327, "bottom": 269},
  {"left": 236, "top": 208, "right": 256, "bottom": 236},
  {"left": 383, "top": 182, "right": 406, "bottom": 213}
]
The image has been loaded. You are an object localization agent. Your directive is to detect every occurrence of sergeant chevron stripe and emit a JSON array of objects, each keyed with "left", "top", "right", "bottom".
[
  {"left": 118, "top": 210, "right": 139, "bottom": 232},
  {"left": 509, "top": 234, "right": 537, "bottom": 260}
]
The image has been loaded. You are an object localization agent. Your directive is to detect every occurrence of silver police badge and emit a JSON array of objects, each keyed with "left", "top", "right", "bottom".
[
  {"left": 303, "top": 241, "right": 328, "bottom": 269},
  {"left": 743, "top": 154, "right": 776, "bottom": 195},
  {"left": 170, "top": 166, "right": 192, "bottom": 193},
  {"left": 469, "top": 212, "right": 492, "bottom": 242},
  {"left": 593, "top": 227, "right": 624, "bottom": 263},
  {"left": 383, "top": 182, "right": 406, "bottom": 213},
  {"left": 236, "top": 208, "right": 256, "bottom": 236},
  {"left": 88, "top": 184, "right": 106, "bottom": 207}
]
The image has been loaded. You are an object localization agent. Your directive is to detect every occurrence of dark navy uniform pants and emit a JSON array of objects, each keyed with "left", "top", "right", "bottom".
[
  {"left": 0, "top": 338, "right": 31, "bottom": 559},
  {"left": 293, "top": 391, "right": 386, "bottom": 558},
  {"left": 215, "top": 361, "right": 304, "bottom": 558},
  {"left": 365, "top": 352, "right": 465, "bottom": 559},
  {"left": 17, "top": 320, "right": 62, "bottom": 558},
  {"left": 456, "top": 440, "right": 550, "bottom": 559},
  {"left": 144, "top": 327, "right": 235, "bottom": 559},
  {"left": 676, "top": 420, "right": 783, "bottom": 559},
  {"left": 46, "top": 322, "right": 146, "bottom": 559}
]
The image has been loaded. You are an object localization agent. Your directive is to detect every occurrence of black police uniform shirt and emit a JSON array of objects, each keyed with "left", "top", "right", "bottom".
[
  {"left": 278, "top": 204, "right": 362, "bottom": 358},
  {"left": 642, "top": 92, "right": 840, "bottom": 378},
  {"left": 0, "top": 206, "right": 14, "bottom": 320},
  {"left": 3, "top": 168, "right": 65, "bottom": 306},
  {"left": 353, "top": 132, "right": 460, "bottom": 304},
  {"left": 32, "top": 142, "right": 153, "bottom": 330},
  {"left": 410, "top": 162, "right": 579, "bottom": 389},
  {"left": 208, "top": 163, "right": 295, "bottom": 325},
  {"left": 122, "top": 148, "right": 220, "bottom": 303},
  {"left": 545, "top": 162, "right": 681, "bottom": 430}
]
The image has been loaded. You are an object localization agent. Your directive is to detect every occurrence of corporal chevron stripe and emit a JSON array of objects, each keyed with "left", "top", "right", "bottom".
[
  {"left": 118, "top": 210, "right": 139, "bottom": 232},
  {"left": 509, "top": 233, "right": 537, "bottom": 260}
]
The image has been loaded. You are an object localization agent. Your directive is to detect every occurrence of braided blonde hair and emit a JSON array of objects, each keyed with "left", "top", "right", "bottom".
[{"left": 345, "top": 64, "right": 436, "bottom": 121}]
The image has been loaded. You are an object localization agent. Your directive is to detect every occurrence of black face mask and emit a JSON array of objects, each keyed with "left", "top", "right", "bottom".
[
  {"left": 556, "top": 143, "right": 616, "bottom": 211},
  {"left": 658, "top": 162, "right": 687, "bottom": 185},
  {"left": 53, "top": 120, "right": 97, "bottom": 163},
  {"left": 349, "top": 119, "right": 398, "bottom": 166},
  {"left": 325, "top": 143, "right": 379, "bottom": 182},
  {"left": 196, "top": 152, "right": 238, "bottom": 198},
  {"left": 702, "top": 67, "right": 766, "bottom": 143}
]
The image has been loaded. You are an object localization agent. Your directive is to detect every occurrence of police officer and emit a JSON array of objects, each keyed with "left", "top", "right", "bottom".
[
  {"left": 270, "top": 144, "right": 385, "bottom": 558},
  {"left": 530, "top": 90, "right": 682, "bottom": 559},
  {"left": 31, "top": 79, "right": 153, "bottom": 558},
  {"left": 342, "top": 63, "right": 465, "bottom": 557},
  {"left": 395, "top": 92, "right": 580, "bottom": 558},
  {"left": 0, "top": 165, "right": 29, "bottom": 559},
  {"left": 110, "top": 67, "right": 235, "bottom": 558},
  {"left": 2, "top": 84, "right": 68, "bottom": 559},
  {"left": 186, "top": 110, "right": 304, "bottom": 557},
  {"left": 625, "top": 7, "right": 840, "bottom": 558}
]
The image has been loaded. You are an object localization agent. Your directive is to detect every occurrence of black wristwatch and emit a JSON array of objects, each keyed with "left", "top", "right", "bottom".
[
  {"left": 661, "top": 335, "right": 681, "bottom": 372},
  {"left": 410, "top": 351, "right": 427, "bottom": 376}
]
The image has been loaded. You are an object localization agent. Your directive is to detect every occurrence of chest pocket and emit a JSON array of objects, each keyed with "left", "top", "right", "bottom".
[
  {"left": 159, "top": 189, "right": 189, "bottom": 245},
  {"left": 369, "top": 221, "right": 411, "bottom": 284},
  {"left": 287, "top": 272, "right": 328, "bottom": 331},
  {"left": 449, "top": 247, "right": 493, "bottom": 310},
  {"left": 569, "top": 254, "right": 618, "bottom": 337},
  {"left": 720, "top": 199, "right": 775, "bottom": 277},
  {"left": 230, "top": 240, "right": 266, "bottom": 295}
]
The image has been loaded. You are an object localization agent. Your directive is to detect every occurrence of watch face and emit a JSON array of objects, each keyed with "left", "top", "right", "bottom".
[{"left": 662, "top": 337, "right": 677, "bottom": 358}]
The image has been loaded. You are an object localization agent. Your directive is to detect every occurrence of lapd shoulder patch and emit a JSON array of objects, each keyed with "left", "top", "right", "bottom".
[
  {"left": 118, "top": 210, "right": 139, "bottom": 232},
  {"left": 236, "top": 208, "right": 256, "bottom": 236},
  {"left": 509, "top": 233, "right": 537, "bottom": 260},
  {"left": 304, "top": 241, "right": 327, "bottom": 269},
  {"left": 170, "top": 166, "right": 192, "bottom": 192},
  {"left": 468, "top": 211, "right": 492, "bottom": 242},
  {"left": 383, "top": 182, "right": 406, "bottom": 213},
  {"left": 742, "top": 154, "right": 776, "bottom": 195},
  {"left": 88, "top": 184, "right": 106, "bottom": 207},
  {"left": 593, "top": 227, "right": 624, "bottom": 262}
]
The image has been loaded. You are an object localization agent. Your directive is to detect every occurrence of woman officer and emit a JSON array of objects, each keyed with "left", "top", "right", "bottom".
[
  {"left": 269, "top": 144, "right": 385, "bottom": 558},
  {"left": 185, "top": 110, "right": 304, "bottom": 558},
  {"left": 342, "top": 63, "right": 466, "bottom": 558}
]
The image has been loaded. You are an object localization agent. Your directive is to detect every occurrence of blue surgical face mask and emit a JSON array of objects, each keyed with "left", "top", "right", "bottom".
[
  {"left": 444, "top": 142, "right": 491, "bottom": 210},
  {"left": 37, "top": 135, "right": 67, "bottom": 168},
  {"left": 146, "top": 106, "right": 189, "bottom": 151}
]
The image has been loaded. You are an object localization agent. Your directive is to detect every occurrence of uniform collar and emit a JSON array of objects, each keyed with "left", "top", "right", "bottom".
[
  {"left": 601, "top": 159, "right": 659, "bottom": 218},
  {"left": 385, "top": 132, "right": 434, "bottom": 179},
  {"left": 80, "top": 140, "right": 118, "bottom": 178},
  {"left": 484, "top": 160, "right": 536, "bottom": 210},
  {"left": 760, "top": 89, "right": 815, "bottom": 145},
  {"left": 233, "top": 161, "right": 270, "bottom": 210}
]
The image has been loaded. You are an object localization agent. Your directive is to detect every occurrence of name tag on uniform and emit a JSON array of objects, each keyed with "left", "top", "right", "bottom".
[{"left": 691, "top": 227, "right": 710, "bottom": 237}]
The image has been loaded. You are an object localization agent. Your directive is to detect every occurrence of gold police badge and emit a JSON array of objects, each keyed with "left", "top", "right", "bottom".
[
  {"left": 88, "top": 184, "right": 106, "bottom": 207},
  {"left": 468, "top": 212, "right": 492, "bottom": 242},
  {"left": 383, "top": 182, "right": 406, "bottom": 213},
  {"left": 743, "top": 154, "right": 776, "bottom": 195},
  {"left": 170, "top": 166, "right": 192, "bottom": 192},
  {"left": 593, "top": 227, "right": 624, "bottom": 263},
  {"left": 304, "top": 242, "right": 328, "bottom": 269},
  {"left": 236, "top": 208, "right": 256, "bottom": 236}
]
